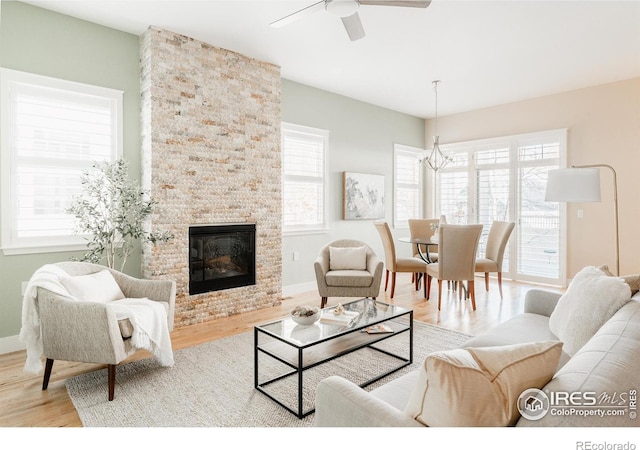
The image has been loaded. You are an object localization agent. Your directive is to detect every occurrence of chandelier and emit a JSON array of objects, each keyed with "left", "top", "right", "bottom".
[{"left": 420, "top": 80, "right": 452, "bottom": 172}]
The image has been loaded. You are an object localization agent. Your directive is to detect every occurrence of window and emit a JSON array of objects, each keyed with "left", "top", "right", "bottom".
[
  {"left": 438, "top": 150, "right": 470, "bottom": 225},
  {"left": 394, "top": 144, "right": 423, "bottom": 229},
  {"left": 281, "top": 122, "right": 328, "bottom": 235},
  {"left": 516, "top": 138, "right": 563, "bottom": 282},
  {"left": 436, "top": 129, "right": 566, "bottom": 286},
  {"left": 1, "top": 69, "right": 123, "bottom": 254}
]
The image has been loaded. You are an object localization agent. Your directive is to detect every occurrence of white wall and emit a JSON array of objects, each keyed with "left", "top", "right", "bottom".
[{"left": 426, "top": 77, "right": 640, "bottom": 279}]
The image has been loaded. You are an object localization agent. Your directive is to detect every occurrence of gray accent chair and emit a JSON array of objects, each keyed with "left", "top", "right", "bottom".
[
  {"left": 314, "top": 239, "right": 383, "bottom": 308},
  {"left": 38, "top": 262, "right": 176, "bottom": 400}
]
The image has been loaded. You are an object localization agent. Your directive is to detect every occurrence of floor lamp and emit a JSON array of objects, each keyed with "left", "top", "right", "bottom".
[{"left": 544, "top": 164, "right": 619, "bottom": 275}]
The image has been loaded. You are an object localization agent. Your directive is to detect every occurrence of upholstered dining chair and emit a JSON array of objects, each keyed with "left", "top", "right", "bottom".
[
  {"left": 425, "top": 224, "right": 483, "bottom": 311},
  {"left": 407, "top": 218, "right": 440, "bottom": 291},
  {"left": 314, "top": 239, "right": 384, "bottom": 308},
  {"left": 374, "top": 221, "right": 428, "bottom": 299},
  {"left": 475, "top": 221, "right": 516, "bottom": 299},
  {"left": 408, "top": 218, "right": 440, "bottom": 263},
  {"left": 26, "top": 261, "right": 176, "bottom": 401}
]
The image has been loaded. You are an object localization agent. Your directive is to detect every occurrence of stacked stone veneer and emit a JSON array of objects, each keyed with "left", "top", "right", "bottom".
[{"left": 140, "top": 27, "right": 282, "bottom": 327}]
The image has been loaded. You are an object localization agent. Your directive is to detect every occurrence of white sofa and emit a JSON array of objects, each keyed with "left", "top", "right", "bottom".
[{"left": 314, "top": 286, "right": 640, "bottom": 427}]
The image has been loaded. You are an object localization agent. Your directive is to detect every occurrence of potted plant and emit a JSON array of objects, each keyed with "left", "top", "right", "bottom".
[{"left": 68, "top": 159, "right": 173, "bottom": 271}]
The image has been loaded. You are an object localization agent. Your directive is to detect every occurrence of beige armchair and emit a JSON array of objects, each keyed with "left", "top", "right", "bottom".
[
  {"left": 374, "top": 221, "right": 428, "bottom": 299},
  {"left": 475, "top": 221, "right": 515, "bottom": 299},
  {"left": 314, "top": 239, "right": 383, "bottom": 308},
  {"left": 34, "top": 262, "right": 176, "bottom": 401},
  {"left": 425, "top": 224, "right": 483, "bottom": 311}
]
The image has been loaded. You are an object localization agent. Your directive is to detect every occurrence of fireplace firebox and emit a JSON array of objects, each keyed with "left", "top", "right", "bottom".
[{"left": 189, "top": 223, "right": 256, "bottom": 295}]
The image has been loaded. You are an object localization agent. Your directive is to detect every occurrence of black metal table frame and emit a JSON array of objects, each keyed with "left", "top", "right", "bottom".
[
  {"left": 402, "top": 237, "right": 469, "bottom": 298},
  {"left": 254, "top": 310, "right": 413, "bottom": 419},
  {"left": 400, "top": 236, "right": 438, "bottom": 264}
]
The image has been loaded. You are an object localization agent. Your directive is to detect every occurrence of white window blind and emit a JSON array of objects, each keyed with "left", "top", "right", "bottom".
[
  {"left": 436, "top": 130, "right": 565, "bottom": 285},
  {"left": 394, "top": 144, "right": 422, "bottom": 228},
  {"left": 475, "top": 145, "right": 511, "bottom": 265},
  {"left": 1, "top": 69, "right": 122, "bottom": 254},
  {"left": 282, "top": 123, "right": 328, "bottom": 234},
  {"left": 438, "top": 152, "right": 469, "bottom": 225}
]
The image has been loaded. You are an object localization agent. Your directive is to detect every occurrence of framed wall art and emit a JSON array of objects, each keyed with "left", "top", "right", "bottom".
[{"left": 343, "top": 172, "right": 385, "bottom": 220}]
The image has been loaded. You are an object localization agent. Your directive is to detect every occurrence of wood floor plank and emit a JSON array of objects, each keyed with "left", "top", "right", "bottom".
[{"left": 0, "top": 275, "right": 561, "bottom": 427}]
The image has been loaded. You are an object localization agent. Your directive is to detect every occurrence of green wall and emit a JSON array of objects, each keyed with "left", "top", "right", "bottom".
[
  {"left": 0, "top": 2, "right": 425, "bottom": 342},
  {"left": 0, "top": 1, "right": 141, "bottom": 339},
  {"left": 281, "top": 80, "right": 425, "bottom": 288}
]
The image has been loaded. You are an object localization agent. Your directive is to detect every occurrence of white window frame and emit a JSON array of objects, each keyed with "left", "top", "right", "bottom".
[
  {"left": 393, "top": 143, "right": 423, "bottom": 229},
  {"left": 281, "top": 122, "right": 329, "bottom": 236},
  {"left": 437, "top": 129, "right": 567, "bottom": 286},
  {"left": 1, "top": 69, "right": 123, "bottom": 255}
]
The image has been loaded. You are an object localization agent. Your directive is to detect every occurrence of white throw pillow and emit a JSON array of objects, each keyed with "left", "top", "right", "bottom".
[
  {"left": 329, "top": 246, "right": 367, "bottom": 271},
  {"left": 549, "top": 265, "right": 631, "bottom": 356},
  {"left": 61, "top": 269, "right": 126, "bottom": 303},
  {"left": 404, "top": 341, "right": 563, "bottom": 427},
  {"left": 598, "top": 264, "right": 640, "bottom": 295}
]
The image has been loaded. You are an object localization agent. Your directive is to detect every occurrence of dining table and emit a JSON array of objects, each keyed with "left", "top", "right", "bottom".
[
  {"left": 398, "top": 236, "right": 438, "bottom": 264},
  {"left": 399, "top": 236, "right": 468, "bottom": 298}
]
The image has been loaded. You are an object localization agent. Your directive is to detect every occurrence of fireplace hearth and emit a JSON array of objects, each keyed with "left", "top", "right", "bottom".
[{"left": 189, "top": 223, "right": 256, "bottom": 295}]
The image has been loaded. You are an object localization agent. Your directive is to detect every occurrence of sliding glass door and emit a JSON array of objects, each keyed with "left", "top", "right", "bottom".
[
  {"left": 436, "top": 129, "right": 566, "bottom": 286},
  {"left": 515, "top": 138, "right": 564, "bottom": 284}
]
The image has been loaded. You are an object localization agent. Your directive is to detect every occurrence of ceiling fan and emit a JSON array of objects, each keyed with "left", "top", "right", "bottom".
[{"left": 270, "top": 0, "right": 431, "bottom": 41}]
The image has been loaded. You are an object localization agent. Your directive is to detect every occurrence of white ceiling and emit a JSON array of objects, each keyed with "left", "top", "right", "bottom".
[{"left": 19, "top": 0, "right": 640, "bottom": 118}]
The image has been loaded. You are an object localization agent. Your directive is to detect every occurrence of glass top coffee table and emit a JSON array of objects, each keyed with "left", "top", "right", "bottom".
[{"left": 254, "top": 298, "right": 413, "bottom": 418}]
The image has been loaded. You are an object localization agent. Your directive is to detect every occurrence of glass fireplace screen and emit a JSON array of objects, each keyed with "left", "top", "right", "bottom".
[{"left": 189, "top": 223, "right": 256, "bottom": 295}]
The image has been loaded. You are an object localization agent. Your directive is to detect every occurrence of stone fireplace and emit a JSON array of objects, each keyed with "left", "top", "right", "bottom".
[{"left": 140, "top": 27, "right": 282, "bottom": 327}]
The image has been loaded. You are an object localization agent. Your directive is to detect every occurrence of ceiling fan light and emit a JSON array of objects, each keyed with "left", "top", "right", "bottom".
[{"left": 325, "top": 0, "right": 360, "bottom": 17}]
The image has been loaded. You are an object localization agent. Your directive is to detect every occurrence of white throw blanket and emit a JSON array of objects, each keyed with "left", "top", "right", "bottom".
[
  {"left": 109, "top": 298, "right": 174, "bottom": 367},
  {"left": 19, "top": 264, "right": 174, "bottom": 374},
  {"left": 20, "top": 264, "right": 76, "bottom": 373}
]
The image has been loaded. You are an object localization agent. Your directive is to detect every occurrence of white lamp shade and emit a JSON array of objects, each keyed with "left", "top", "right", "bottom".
[{"left": 545, "top": 168, "right": 601, "bottom": 203}]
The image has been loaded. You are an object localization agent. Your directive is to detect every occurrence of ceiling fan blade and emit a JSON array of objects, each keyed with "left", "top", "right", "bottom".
[
  {"left": 359, "top": 0, "right": 431, "bottom": 7},
  {"left": 270, "top": 0, "right": 326, "bottom": 28},
  {"left": 341, "top": 12, "right": 365, "bottom": 41}
]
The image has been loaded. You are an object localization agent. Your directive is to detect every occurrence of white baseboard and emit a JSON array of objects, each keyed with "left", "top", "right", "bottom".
[
  {"left": 282, "top": 281, "right": 316, "bottom": 298},
  {"left": 0, "top": 334, "right": 25, "bottom": 355}
]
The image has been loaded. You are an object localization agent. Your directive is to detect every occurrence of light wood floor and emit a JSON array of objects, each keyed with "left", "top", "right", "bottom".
[{"left": 0, "top": 274, "right": 561, "bottom": 427}]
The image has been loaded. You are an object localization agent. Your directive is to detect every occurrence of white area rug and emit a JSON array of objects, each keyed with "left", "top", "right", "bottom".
[{"left": 66, "top": 321, "right": 472, "bottom": 427}]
